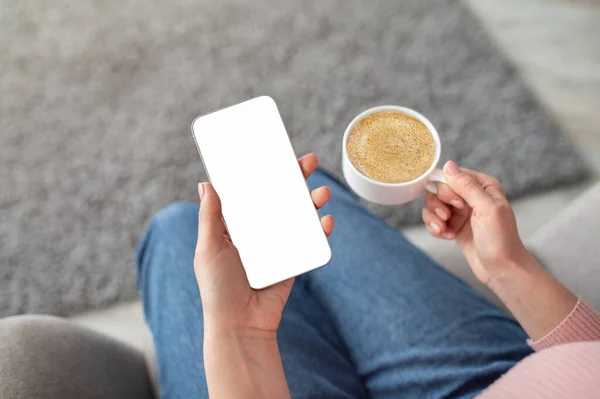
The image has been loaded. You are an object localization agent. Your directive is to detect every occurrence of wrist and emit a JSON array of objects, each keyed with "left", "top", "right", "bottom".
[
  {"left": 485, "top": 250, "right": 578, "bottom": 340},
  {"left": 204, "top": 321, "right": 279, "bottom": 359},
  {"left": 203, "top": 321, "right": 290, "bottom": 399},
  {"left": 486, "top": 250, "right": 540, "bottom": 294}
]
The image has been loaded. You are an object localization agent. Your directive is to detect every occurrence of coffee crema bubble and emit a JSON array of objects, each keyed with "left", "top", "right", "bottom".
[{"left": 346, "top": 111, "right": 435, "bottom": 184}]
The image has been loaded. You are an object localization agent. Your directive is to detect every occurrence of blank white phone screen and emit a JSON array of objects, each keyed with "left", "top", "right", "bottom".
[{"left": 191, "top": 96, "right": 331, "bottom": 289}]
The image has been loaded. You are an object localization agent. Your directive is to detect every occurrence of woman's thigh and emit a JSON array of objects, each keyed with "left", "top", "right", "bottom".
[{"left": 306, "top": 169, "right": 532, "bottom": 399}]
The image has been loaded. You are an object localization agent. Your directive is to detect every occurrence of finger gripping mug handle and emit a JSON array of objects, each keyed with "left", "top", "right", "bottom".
[{"left": 426, "top": 168, "right": 447, "bottom": 194}]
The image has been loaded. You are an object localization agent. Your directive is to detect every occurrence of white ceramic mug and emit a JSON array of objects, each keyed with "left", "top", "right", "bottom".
[{"left": 342, "top": 105, "right": 446, "bottom": 205}]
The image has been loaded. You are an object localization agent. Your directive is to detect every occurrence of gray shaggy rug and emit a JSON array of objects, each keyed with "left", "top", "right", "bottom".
[{"left": 0, "top": 0, "right": 588, "bottom": 316}]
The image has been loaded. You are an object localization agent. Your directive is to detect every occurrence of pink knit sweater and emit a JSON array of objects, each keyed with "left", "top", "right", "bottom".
[{"left": 479, "top": 299, "right": 600, "bottom": 398}]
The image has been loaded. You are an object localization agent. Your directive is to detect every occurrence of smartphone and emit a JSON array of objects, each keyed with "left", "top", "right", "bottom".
[{"left": 191, "top": 96, "right": 331, "bottom": 289}]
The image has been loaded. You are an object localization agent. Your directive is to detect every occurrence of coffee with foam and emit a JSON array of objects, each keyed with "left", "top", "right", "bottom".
[{"left": 346, "top": 111, "right": 435, "bottom": 183}]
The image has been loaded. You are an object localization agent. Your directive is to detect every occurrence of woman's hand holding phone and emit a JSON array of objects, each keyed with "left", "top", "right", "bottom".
[
  {"left": 195, "top": 153, "right": 332, "bottom": 399},
  {"left": 195, "top": 153, "right": 333, "bottom": 333}
]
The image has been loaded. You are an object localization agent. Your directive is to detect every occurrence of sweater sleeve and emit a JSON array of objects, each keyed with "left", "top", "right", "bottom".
[
  {"left": 528, "top": 298, "right": 600, "bottom": 351},
  {"left": 477, "top": 342, "right": 600, "bottom": 399}
]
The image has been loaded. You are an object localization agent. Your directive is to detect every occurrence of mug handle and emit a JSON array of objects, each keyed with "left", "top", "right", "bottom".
[{"left": 425, "top": 168, "right": 447, "bottom": 194}]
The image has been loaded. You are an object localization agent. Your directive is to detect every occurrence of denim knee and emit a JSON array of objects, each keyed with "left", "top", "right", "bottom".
[
  {"left": 149, "top": 202, "right": 199, "bottom": 231},
  {"left": 135, "top": 202, "right": 199, "bottom": 288}
]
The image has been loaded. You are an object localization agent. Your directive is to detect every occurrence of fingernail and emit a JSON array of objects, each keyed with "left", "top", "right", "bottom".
[
  {"left": 442, "top": 232, "right": 455, "bottom": 239},
  {"left": 428, "top": 222, "right": 441, "bottom": 233},
  {"left": 450, "top": 199, "right": 464, "bottom": 209},
  {"left": 434, "top": 207, "right": 448, "bottom": 220},
  {"left": 198, "top": 183, "right": 205, "bottom": 199},
  {"left": 445, "top": 161, "right": 461, "bottom": 177}
]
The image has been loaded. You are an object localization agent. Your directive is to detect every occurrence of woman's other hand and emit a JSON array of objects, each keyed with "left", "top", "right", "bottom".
[
  {"left": 422, "top": 161, "right": 529, "bottom": 287},
  {"left": 423, "top": 161, "right": 579, "bottom": 340}
]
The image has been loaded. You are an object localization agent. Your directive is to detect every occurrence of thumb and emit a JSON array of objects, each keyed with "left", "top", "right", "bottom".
[
  {"left": 197, "top": 183, "right": 225, "bottom": 247},
  {"left": 443, "top": 161, "right": 491, "bottom": 209}
]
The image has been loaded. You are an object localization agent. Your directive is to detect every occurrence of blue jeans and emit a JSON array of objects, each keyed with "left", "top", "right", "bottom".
[{"left": 136, "top": 169, "right": 531, "bottom": 399}]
